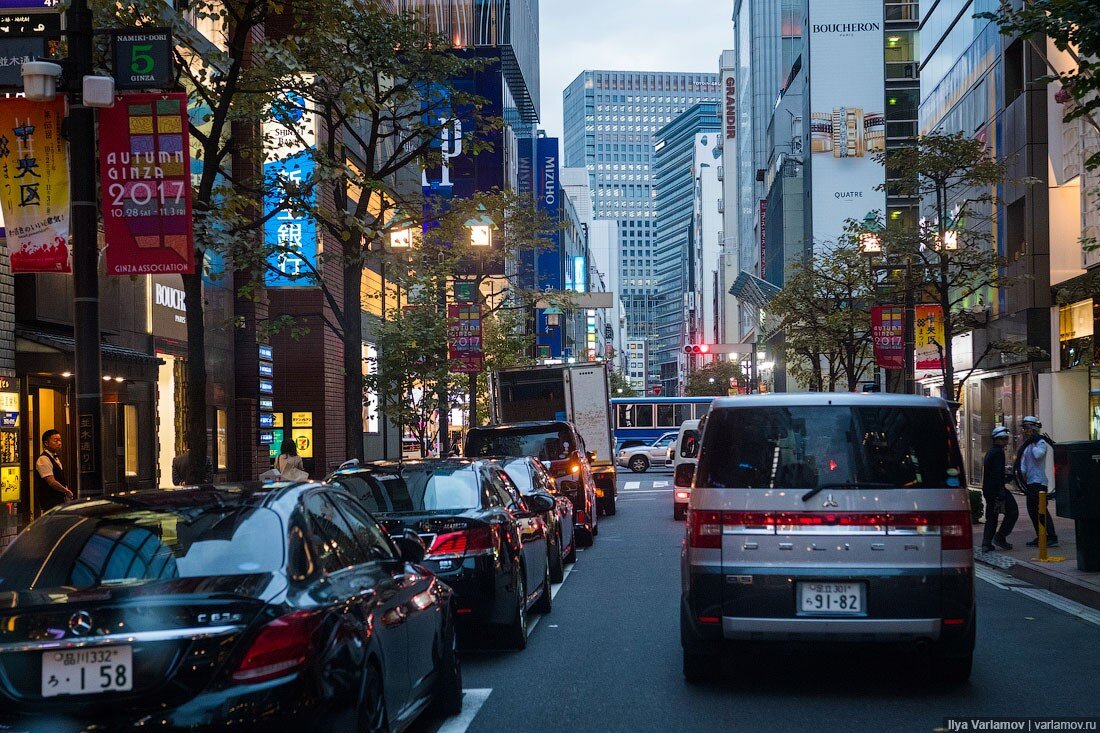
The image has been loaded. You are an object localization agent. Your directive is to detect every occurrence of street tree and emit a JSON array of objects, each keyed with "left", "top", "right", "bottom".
[
  {"left": 608, "top": 369, "right": 638, "bottom": 397},
  {"left": 684, "top": 360, "right": 744, "bottom": 397},
  {"left": 874, "top": 133, "right": 1015, "bottom": 400}
]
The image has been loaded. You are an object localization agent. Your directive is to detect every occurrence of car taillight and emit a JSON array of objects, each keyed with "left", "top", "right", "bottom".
[
  {"left": 931, "top": 511, "right": 971, "bottom": 550},
  {"left": 674, "top": 490, "right": 690, "bottom": 501},
  {"left": 688, "top": 509, "right": 723, "bottom": 549},
  {"left": 231, "top": 611, "right": 322, "bottom": 684},
  {"left": 427, "top": 526, "right": 496, "bottom": 558}
]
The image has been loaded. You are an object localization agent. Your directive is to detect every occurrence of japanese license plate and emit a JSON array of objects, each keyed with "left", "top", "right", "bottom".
[
  {"left": 798, "top": 582, "right": 864, "bottom": 615},
  {"left": 41, "top": 646, "right": 133, "bottom": 697}
]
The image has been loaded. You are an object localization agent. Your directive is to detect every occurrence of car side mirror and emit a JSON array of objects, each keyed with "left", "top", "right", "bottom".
[
  {"left": 541, "top": 460, "right": 552, "bottom": 469},
  {"left": 674, "top": 463, "right": 696, "bottom": 488},
  {"left": 557, "top": 479, "right": 580, "bottom": 495},
  {"left": 395, "top": 529, "right": 426, "bottom": 564},
  {"left": 586, "top": 450, "right": 596, "bottom": 462},
  {"left": 526, "top": 492, "right": 556, "bottom": 513}
]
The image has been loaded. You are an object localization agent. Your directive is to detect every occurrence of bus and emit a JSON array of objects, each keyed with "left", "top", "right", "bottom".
[{"left": 610, "top": 396, "right": 714, "bottom": 449}]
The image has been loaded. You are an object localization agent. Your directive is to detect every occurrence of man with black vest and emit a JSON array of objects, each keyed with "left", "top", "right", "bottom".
[{"left": 35, "top": 429, "right": 73, "bottom": 512}]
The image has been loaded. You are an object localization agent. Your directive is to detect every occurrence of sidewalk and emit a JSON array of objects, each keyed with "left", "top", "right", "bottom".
[{"left": 973, "top": 492, "right": 1100, "bottom": 611}]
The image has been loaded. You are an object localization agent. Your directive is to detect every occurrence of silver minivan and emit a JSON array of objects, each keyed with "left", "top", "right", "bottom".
[{"left": 679, "top": 394, "right": 974, "bottom": 684}]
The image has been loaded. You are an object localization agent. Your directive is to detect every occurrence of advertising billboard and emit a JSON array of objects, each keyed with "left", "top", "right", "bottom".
[
  {"left": 808, "top": 1, "right": 886, "bottom": 249},
  {"left": 536, "top": 136, "right": 563, "bottom": 359},
  {"left": 263, "top": 85, "right": 318, "bottom": 287}
]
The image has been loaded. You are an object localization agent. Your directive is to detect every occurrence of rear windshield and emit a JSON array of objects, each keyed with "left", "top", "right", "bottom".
[
  {"left": 0, "top": 505, "right": 284, "bottom": 591},
  {"left": 466, "top": 426, "right": 576, "bottom": 461},
  {"left": 500, "top": 462, "right": 534, "bottom": 493},
  {"left": 334, "top": 473, "right": 412, "bottom": 513},
  {"left": 391, "top": 466, "right": 482, "bottom": 511},
  {"left": 696, "top": 406, "right": 963, "bottom": 489}
]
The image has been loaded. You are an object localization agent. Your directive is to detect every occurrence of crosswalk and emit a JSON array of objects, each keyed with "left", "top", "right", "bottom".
[{"left": 620, "top": 478, "right": 673, "bottom": 494}]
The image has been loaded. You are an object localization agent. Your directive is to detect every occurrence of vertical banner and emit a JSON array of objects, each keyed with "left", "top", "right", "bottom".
[
  {"left": 808, "top": 1, "right": 886, "bottom": 249},
  {"left": 99, "top": 93, "right": 195, "bottom": 275},
  {"left": 536, "top": 136, "right": 563, "bottom": 359},
  {"left": 915, "top": 304, "right": 945, "bottom": 370},
  {"left": 447, "top": 303, "right": 484, "bottom": 373},
  {"left": 264, "top": 85, "right": 318, "bottom": 286},
  {"left": 0, "top": 97, "right": 70, "bottom": 273},
  {"left": 759, "top": 199, "right": 767, "bottom": 278},
  {"left": 871, "top": 305, "right": 905, "bottom": 369}
]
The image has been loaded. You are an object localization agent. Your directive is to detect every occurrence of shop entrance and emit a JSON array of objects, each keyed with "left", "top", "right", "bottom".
[{"left": 25, "top": 380, "right": 75, "bottom": 516}]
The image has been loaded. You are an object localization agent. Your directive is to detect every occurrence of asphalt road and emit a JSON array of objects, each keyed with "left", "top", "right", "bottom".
[{"left": 413, "top": 469, "right": 1100, "bottom": 733}]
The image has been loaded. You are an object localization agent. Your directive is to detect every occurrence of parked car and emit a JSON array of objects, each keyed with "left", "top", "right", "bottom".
[
  {"left": 328, "top": 459, "right": 553, "bottom": 650},
  {"left": 617, "top": 431, "right": 677, "bottom": 473},
  {"left": 672, "top": 419, "right": 702, "bottom": 520},
  {"left": 465, "top": 422, "right": 600, "bottom": 546},
  {"left": 0, "top": 482, "right": 462, "bottom": 731},
  {"left": 494, "top": 456, "right": 576, "bottom": 582},
  {"left": 680, "top": 394, "right": 975, "bottom": 684}
]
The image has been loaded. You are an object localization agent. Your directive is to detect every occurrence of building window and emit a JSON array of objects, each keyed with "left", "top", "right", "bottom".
[
  {"left": 1060, "top": 299, "right": 1094, "bottom": 369},
  {"left": 124, "top": 404, "right": 139, "bottom": 477},
  {"left": 216, "top": 409, "right": 228, "bottom": 470}
]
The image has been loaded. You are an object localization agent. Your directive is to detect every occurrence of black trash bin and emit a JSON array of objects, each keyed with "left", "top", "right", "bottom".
[{"left": 1054, "top": 440, "right": 1100, "bottom": 572}]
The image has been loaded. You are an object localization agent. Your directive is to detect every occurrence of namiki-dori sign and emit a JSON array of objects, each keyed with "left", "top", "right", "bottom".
[
  {"left": 99, "top": 93, "right": 195, "bottom": 275},
  {"left": 0, "top": 97, "right": 70, "bottom": 273}
]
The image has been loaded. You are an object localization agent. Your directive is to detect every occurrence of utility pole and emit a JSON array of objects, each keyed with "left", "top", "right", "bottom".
[{"left": 68, "top": 0, "right": 103, "bottom": 497}]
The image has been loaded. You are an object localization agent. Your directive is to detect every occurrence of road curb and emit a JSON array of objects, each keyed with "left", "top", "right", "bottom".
[{"left": 974, "top": 550, "right": 1100, "bottom": 612}]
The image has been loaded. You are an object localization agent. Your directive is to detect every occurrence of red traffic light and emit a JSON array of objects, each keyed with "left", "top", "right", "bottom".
[{"left": 683, "top": 344, "right": 711, "bottom": 355}]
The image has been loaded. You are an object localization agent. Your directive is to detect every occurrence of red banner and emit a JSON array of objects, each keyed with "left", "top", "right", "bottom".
[
  {"left": 871, "top": 305, "right": 904, "bottom": 370},
  {"left": 447, "top": 304, "right": 483, "bottom": 374},
  {"left": 915, "top": 304, "right": 944, "bottom": 370},
  {"left": 99, "top": 93, "right": 195, "bottom": 276}
]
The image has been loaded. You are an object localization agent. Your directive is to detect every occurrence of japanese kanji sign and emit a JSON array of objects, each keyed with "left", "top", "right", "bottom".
[
  {"left": 98, "top": 93, "right": 195, "bottom": 275},
  {"left": 871, "top": 305, "right": 904, "bottom": 370},
  {"left": 0, "top": 97, "right": 69, "bottom": 273},
  {"left": 448, "top": 303, "right": 484, "bottom": 374},
  {"left": 263, "top": 85, "right": 317, "bottom": 286},
  {"left": 915, "top": 304, "right": 945, "bottom": 370}
]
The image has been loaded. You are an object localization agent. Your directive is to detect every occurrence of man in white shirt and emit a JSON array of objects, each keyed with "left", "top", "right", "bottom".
[
  {"left": 1015, "top": 416, "right": 1058, "bottom": 548},
  {"left": 35, "top": 429, "right": 73, "bottom": 512}
]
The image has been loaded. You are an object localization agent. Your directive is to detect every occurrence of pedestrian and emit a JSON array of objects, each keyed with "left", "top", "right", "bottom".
[
  {"left": 171, "top": 449, "right": 213, "bottom": 486},
  {"left": 275, "top": 439, "right": 308, "bottom": 481},
  {"left": 35, "top": 429, "right": 73, "bottom": 512},
  {"left": 981, "top": 426, "right": 1018, "bottom": 552},
  {"left": 1013, "top": 416, "right": 1059, "bottom": 548}
]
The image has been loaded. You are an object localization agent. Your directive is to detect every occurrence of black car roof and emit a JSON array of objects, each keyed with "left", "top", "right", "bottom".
[
  {"left": 51, "top": 482, "right": 323, "bottom": 517},
  {"left": 468, "top": 421, "right": 575, "bottom": 431}
]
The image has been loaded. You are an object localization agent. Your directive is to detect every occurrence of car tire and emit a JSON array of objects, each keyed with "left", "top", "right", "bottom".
[
  {"left": 933, "top": 653, "right": 973, "bottom": 686},
  {"left": 682, "top": 650, "right": 721, "bottom": 683},
  {"left": 576, "top": 525, "right": 594, "bottom": 548},
  {"left": 549, "top": 532, "right": 565, "bottom": 583},
  {"left": 629, "top": 456, "right": 649, "bottom": 473},
  {"left": 533, "top": 561, "right": 553, "bottom": 614},
  {"left": 358, "top": 662, "right": 389, "bottom": 733},
  {"left": 674, "top": 505, "right": 686, "bottom": 521},
  {"left": 432, "top": 614, "right": 463, "bottom": 716},
  {"left": 504, "top": 571, "right": 528, "bottom": 650},
  {"left": 601, "top": 492, "right": 617, "bottom": 516},
  {"left": 564, "top": 532, "right": 578, "bottom": 563}
]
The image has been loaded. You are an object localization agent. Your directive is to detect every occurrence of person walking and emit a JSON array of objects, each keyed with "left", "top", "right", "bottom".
[
  {"left": 1014, "top": 416, "right": 1058, "bottom": 548},
  {"left": 275, "top": 439, "right": 308, "bottom": 481},
  {"left": 35, "top": 429, "right": 73, "bottom": 512},
  {"left": 981, "top": 426, "right": 1018, "bottom": 552}
]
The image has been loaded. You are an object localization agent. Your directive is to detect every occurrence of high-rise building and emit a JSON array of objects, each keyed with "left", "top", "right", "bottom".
[
  {"left": 563, "top": 70, "right": 720, "bottom": 387},
  {"left": 653, "top": 103, "right": 721, "bottom": 395}
]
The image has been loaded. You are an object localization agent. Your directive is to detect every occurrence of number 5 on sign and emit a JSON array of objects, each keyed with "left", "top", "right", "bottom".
[{"left": 130, "top": 43, "right": 154, "bottom": 75}]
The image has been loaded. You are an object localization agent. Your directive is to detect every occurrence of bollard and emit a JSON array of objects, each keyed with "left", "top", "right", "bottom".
[{"left": 1033, "top": 490, "right": 1065, "bottom": 563}]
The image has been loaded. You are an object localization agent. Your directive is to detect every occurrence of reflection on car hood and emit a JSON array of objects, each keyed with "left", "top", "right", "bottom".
[{"left": 0, "top": 573, "right": 285, "bottom": 610}]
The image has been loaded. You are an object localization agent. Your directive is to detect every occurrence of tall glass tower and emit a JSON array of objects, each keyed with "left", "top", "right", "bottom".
[{"left": 563, "top": 70, "right": 720, "bottom": 386}]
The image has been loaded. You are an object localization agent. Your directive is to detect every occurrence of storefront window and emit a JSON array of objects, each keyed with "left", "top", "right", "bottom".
[
  {"left": 1059, "top": 299, "right": 1094, "bottom": 369},
  {"left": 216, "top": 409, "right": 228, "bottom": 470},
  {"left": 363, "top": 343, "right": 379, "bottom": 434},
  {"left": 124, "top": 404, "right": 139, "bottom": 477}
]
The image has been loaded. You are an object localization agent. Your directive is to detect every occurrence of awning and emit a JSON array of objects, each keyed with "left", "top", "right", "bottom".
[
  {"left": 728, "top": 271, "right": 781, "bottom": 309},
  {"left": 16, "top": 329, "right": 163, "bottom": 381}
]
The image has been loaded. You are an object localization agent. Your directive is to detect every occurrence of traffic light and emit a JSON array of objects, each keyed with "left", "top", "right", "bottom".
[{"left": 684, "top": 343, "right": 710, "bottom": 355}]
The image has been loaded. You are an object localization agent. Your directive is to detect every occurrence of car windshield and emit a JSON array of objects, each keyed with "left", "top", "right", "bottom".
[
  {"left": 696, "top": 405, "right": 963, "bottom": 489},
  {"left": 500, "top": 462, "right": 535, "bottom": 494},
  {"left": 0, "top": 504, "right": 285, "bottom": 591},
  {"left": 391, "top": 465, "right": 482, "bottom": 511},
  {"left": 334, "top": 472, "right": 412, "bottom": 513},
  {"left": 467, "top": 426, "right": 575, "bottom": 461}
]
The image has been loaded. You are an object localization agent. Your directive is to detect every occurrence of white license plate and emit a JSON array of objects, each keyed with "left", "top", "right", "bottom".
[
  {"left": 41, "top": 646, "right": 133, "bottom": 697},
  {"left": 798, "top": 582, "right": 864, "bottom": 615}
]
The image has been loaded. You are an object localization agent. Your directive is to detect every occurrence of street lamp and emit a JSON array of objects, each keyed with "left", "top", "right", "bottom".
[
  {"left": 860, "top": 212, "right": 917, "bottom": 395},
  {"left": 465, "top": 204, "right": 494, "bottom": 247},
  {"left": 544, "top": 307, "right": 563, "bottom": 329},
  {"left": 858, "top": 212, "right": 883, "bottom": 255}
]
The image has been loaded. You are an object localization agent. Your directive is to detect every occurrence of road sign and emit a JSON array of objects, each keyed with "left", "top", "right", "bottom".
[
  {"left": 0, "top": 13, "right": 59, "bottom": 89},
  {"left": 0, "top": 0, "right": 61, "bottom": 13},
  {"left": 112, "top": 28, "right": 173, "bottom": 89}
]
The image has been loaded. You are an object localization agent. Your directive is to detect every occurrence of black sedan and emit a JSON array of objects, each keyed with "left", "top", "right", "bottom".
[
  {"left": 493, "top": 456, "right": 575, "bottom": 582},
  {"left": 328, "top": 459, "right": 553, "bottom": 650},
  {"left": 0, "top": 483, "right": 461, "bottom": 732}
]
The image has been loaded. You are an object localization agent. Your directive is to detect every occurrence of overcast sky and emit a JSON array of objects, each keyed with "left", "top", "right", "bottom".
[{"left": 537, "top": 0, "right": 735, "bottom": 143}]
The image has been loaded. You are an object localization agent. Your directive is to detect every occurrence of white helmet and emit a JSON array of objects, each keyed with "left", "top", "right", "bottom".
[
  {"left": 991, "top": 426, "right": 1010, "bottom": 439},
  {"left": 1022, "top": 416, "right": 1041, "bottom": 428}
]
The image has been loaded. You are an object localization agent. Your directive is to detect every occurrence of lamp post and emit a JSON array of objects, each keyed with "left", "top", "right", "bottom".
[
  {"left": 859, "top": 212, "right": 917, "bottom": 394},
  {"left": 463, "top": 205, "right": 495, "bottom": 431}
]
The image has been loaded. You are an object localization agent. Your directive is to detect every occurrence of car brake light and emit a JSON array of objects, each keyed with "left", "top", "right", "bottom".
[
  {"left": 932, "top": 511, "right": 971, "bottom": 550},
  {"left": 231, "top": 611, "right": 322, "bottom": 684},
  {"left": 427, "top": 526, "right": 496, "bottom": 558},
  {"left": 688, "top": 510, "right": 723, "bottom": 549},
  {"left": 674, "top": 490, "right": 690, "bottom": 501}
]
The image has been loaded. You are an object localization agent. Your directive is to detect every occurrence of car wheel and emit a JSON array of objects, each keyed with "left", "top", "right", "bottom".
[
  {"left": 933, "top": 653, "right": 973, "bottom": 686},
  {"left": 549, "top": 531, "right": 565, "bottom": 583},
  {"left": 503, "top": 571, "right": 528, "bottom": 650},
  {"left": 564, "top": 531, "right": 578, "bottom": 563},
  {"left": 674, "top": 505, "right": 686, "bottom": 521},
  {"left": 682, "top": 650, "right": 721, "bottom": 683},
  {"left": 629, "top": 456, "right": 649, "bottom": 473},
  {"left": 358, "top": 662, "right": 389, "bottom": 733},
  {"left": 601, "top": 492, "right": 617, "bottom": 516},
  {"left": 576, "top": 524, "right": 594, "bottom": 548},
  {"left": 533, "top": 560, "right": 553, "bottom": 614},
  {"left": 432, "top": 614, "right": 463, "bottom": 716}
]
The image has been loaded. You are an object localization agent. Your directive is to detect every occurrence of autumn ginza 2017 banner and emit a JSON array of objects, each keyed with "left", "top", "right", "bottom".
[
  {"left": 0, "top": 97, "right": 71, "bottom": 274},
  {"left": 99, "top": 93, "right": 195, "bottom": 275}
]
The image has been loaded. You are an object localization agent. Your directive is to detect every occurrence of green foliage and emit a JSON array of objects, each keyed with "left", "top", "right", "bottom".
[
  {"left": 684, "top": 360, "right": 744, "bottom": 397},
  {"left": 608, "top": 369, "right": 638, "bottom": 397}
]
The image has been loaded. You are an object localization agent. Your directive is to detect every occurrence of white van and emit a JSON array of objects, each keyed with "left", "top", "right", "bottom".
[{"left": 671, "top": 418, "right": 703, "bottom": 519}]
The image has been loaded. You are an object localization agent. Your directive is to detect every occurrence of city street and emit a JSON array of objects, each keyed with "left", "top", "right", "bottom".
[{"left": 411, "top": 470, "right": 1100, "bottom": 733}]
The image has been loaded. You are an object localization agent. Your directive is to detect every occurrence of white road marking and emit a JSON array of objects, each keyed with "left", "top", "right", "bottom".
[
  {"left": 436, "top": 688, "right": 492, "bottom": 733},
  {"left": 975, "top": 564, "right": 1100, "bottom": 627},
  {"left": 652, "top": 480, "right": 668, "bottom": 488},
  {"left": 618, "top": 488, "right": 673, "bottom": 494},
  {"left": 624, "top": 481, "right": 641, "bottom": 490}
]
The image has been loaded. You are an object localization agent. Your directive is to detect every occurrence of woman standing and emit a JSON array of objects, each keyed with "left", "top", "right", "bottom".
[{"left": 275, "top": 439, "right": 308, "bottom": 481}]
